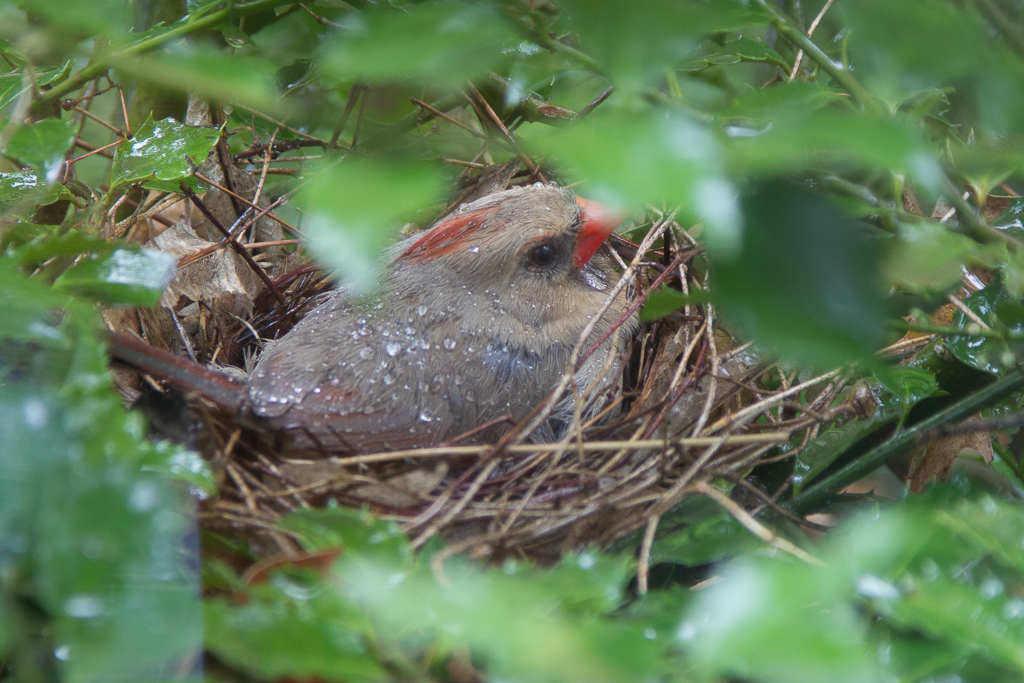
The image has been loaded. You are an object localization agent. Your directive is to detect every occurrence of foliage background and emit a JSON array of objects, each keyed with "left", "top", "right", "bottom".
[{"left": 4, "top": 0, "right": 1024, "bottom": 681}]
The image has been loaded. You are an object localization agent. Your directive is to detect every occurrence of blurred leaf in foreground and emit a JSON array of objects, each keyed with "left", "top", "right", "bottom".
[
  {"left": 2, "top": 118, "right": 76, "bottom": 183},
  {"left": 559, "top": 0, "right": 769, "bottom": 94},
  {"left": 713, "top": 182, "right": 888, "bottom": 369},
  {"left": 0, "top": 265, "right": 201, "bottom": 682},
  {"left": 321, "top": 1, "right": 514, "bottom": 87},
  {"left": 0, "top": 171, "right": 71, "bottom": 217},
  {"left": 527, "top": 107, "right": 743, "bottom": 256},
  {"left": 53, "top": 247, "right": 177, "bottom": 306},
  {"left": 299, "top": 159, "right": 445, "bottom": 293}
]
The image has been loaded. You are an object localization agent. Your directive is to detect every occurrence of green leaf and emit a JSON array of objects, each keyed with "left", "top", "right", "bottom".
[
  {"left": 53, "top": 247, "right": 177, "bottom": 305},
  {"left": 560, "top": 0, "right": 769, "bottom": 93},
  {"left": 725, "top": 108, "right": 942, "bottom": 193},
  {"left": 935, "top": 496, "right": 1024, "bottom": 577},
  {"left": 945, "top": 282, "right": 1024, "bottom": 374},
  {"left": 649, "top": 497, "right": 759, "bottom": 567},
  {"left": 205, "top": 581, "right": 384, "bottom": 682},
  {"left": 844, "top": 0, "right": 1024, "bottom": 136},
  {"left": 280, "top": 506, "right": 412, "bottom": 566},
  {"left": 872, "top": 365, "right": 939, "bottom": 406},
  {"left": 18, "top": 0, "right": 131, "bottom": 35},
  {"left": 526, "top": 108, "right": 742, "bottom": 255},
  {"left": 713, "top": 182, "right": 889, "bottom": 369},
  {"left": 339, "top": 555, "right": 662, "bottom": 683},
  {"left": 109, "top": 116, "right": 220, "bottom": 193},
  {"left": 792, "top": 396, "right": 904, "bottom": 494},
  {"left": 880, "top": 575, "right": 1024, "bottom": 673},
  {"left": 0, "top": 171, "right": 70, "bottom": 217},
  {"left": 0, "top": 258, "right": 82, "bottom": 347},
  {"left": 321, "top": 2, "right": 515, "bottom": 87},
  {"left": 0, "top": 384, "right": 202, "bottom": 682},
  {"left": 2, "top": 118, "right": 76, "bottom": 182},
  {"left": 883, "top": 218, "right": 1006, "bottom": 294},
  {"left": 112, "top": 50, "right": 282, "bottom": 115},
  {"left": 140, "top": 442, "right": 215, "bottom": 495},
  {"left": 681, "top": 554, "right": 880, "bottom": 683},
  {"left": 299, "top": 159, "right": 445, "bottom": 293},
  {"left": 639, "top": 286, "right": 708, "bottom": 322}
]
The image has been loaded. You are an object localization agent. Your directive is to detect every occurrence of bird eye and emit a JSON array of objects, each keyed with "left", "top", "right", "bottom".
[{"left": 527, "top": 243, "right": 557, "bottom": 268}]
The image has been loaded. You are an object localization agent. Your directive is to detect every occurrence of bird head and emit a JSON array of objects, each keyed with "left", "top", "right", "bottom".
[{"left": 389, "top": 184, "right": 627, "bottom": 351}]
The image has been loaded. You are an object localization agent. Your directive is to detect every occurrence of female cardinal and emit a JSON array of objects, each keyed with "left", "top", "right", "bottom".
[{"left": 246, "top": 183, "right": 635, "bottom": 452}]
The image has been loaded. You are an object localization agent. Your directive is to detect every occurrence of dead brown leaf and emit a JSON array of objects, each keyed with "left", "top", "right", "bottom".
[{"left": 909, "top": 414, "right": 993, "bottom": 493}]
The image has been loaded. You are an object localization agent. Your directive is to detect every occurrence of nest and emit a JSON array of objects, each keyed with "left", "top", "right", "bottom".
[
  {"left": 108, "top": 166, "right": 878, "bottom": 575},
  {"left": 190, "top": 220, "right": 877, "bottom": 572}
]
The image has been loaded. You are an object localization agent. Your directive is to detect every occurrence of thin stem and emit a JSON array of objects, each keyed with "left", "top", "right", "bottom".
[
  {"left": 890, "top": 320, "right": 1020, "bottom": 341},
  {"left": 789, "top": 368, "right": 1024, "bottom": 514},
  {"left": 757, "top": 0, "right": 881, "bottom": 113},
  {"left": 975, "top": 0, "right": 1024, "bottom": 64},
  {"left": 944, "top": 177, "right": 1024, "bottom": 251}
]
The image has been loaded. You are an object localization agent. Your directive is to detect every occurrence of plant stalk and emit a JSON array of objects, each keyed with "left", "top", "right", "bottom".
[
  {"left": 789, "top": 368, "right": 1024, "bottom": 514},
  {"left": 37, "top": 0, "right": 294, "bottom": 106}
]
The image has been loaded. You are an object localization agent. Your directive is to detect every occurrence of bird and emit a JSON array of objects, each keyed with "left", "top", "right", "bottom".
[
  {"left": 244, "top": 183, "right": 636, "bottom": 452},
  {"left": 108, "top": 183, "right": 635, "bottom": 453}
]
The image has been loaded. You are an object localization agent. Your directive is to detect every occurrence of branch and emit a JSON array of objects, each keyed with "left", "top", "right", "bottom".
[
  {"left": 756, "top": 0, "right": 882, "bottom": 114},
  {"left": 789, "top": 368, "right": 1024, "bottom": 514},
  {"left": 37, "top": 0, "right": 295, "bottom": 106}
]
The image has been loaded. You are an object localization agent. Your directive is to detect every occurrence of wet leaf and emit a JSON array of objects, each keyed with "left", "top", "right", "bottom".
[
  {"left": 0, "top": 384, "right": 202, "bottom": 682},
  {"left": 792, "top": 400, "right": 904, "bottom": 495},
  {"left": 910, "top": 415, "right": 992, "bottom": 493},
  {"left": 681, "top": 554, "right": 880, "bottom": 683},
  {"left": 109, "top": 116, "right": 220, "bottom": 193},
  {"left": 53, "top": 247, "right": 177, "bottom": 305},
  {"left": 935, "top": 496, "right": 1024, "bottom": 576},
  {"left": 883, "top": 218, "right": 1006, "bottom": 294},
  {"left": 280, "top": 507, "right": 412, "bottom": 566},
  {"left": 873, "top": 365, "right": 939, "bottom": 407},
  {"left": 946, "top": 282, "right": 1024, "bottom": 374},
  {"left": 0, "top": 171, "right": 71, "bottom": 216},
  {"left": 880, "top": 576, "right": 1024, "bottom": 673}
]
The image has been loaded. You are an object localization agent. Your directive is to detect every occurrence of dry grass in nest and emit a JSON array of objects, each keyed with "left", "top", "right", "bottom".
[{"left": 184, "top": 206, "right": 870, "bottom": 580}]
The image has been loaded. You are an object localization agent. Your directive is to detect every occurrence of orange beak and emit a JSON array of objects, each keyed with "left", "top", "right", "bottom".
[{"left": 573, "top": 196, "right": 625, "bottom": 269}]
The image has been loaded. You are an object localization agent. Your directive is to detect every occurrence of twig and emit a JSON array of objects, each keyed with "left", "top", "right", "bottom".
[
  {"left": 179, "top": 184, "right": 285, "bottom": 302},
  {"left": 636, "top": 515, "right": 660, "bottom": 595},
  {"left": 37, "top": 0, "right": 298, "bottom": 106},
  {"left": 947, "top": 293, "right": 991, "bottom": 330},
  {"left": 756, "top": 0, "right": 880, "bottom": 113},
  {"left": 790, "top": 368, "right": 1024, "bottom": 513},
  {"left": 577, "top": 86, "right": 614, "bottom": 119},
  {"left": 67, "top": 138, "right": 122, "bottom": 165},
  {"left": 411, "top": 97, "right": 488, "bottom": 141},
  {"left": 193, "top": 172, "right": 303, "bottom": 237},
  {"left": 301, "top": 434, "right": 790, "bottom": 468},
  {"left": 694, "top": 481, "right": 825, "bottom": 566},
  {"left": 72, "top": 105, "right": 125, "bottom": 137},
  {"left": 788, "top": 0, "right": 835, "bottom": 82}
]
